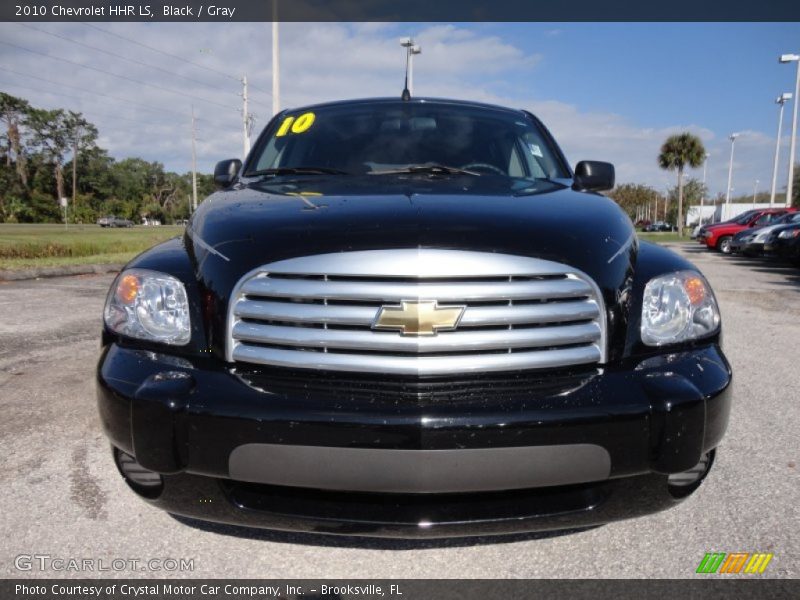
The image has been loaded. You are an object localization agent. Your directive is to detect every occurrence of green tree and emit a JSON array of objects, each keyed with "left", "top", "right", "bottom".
[
  {"left": 0, "top": 92, "right": 31, "bottom": 188},
  {"left": 63, "top": 111, "right": 98, "bottom": 213},
  {"left": 667, "top": 177, "right": 707, "bottom": 225},
  {"left": 110, "top": 158, "right": 163, "bottom": 204},
  {"left": 608, "top": 183, "right": 658, "bottom": 221},
  {"left": 27, "top": 108, "right": 70, "bottom": 203},
  {"left": 150, "top": 170, "right": 182, "bottom": 216},
  {"left": 0, "top": 162, "right": 27, "bottom": 221},
  {"left": 0, "top": 92, "right": 213, "bottom": 223},
  {"left": 667, "top": 177, "right": 706, "bottom": 206},
  {"left": 18, "top": 190, "right": 61, "bottom": 223},
  {"left": 196, "top": 172, "right": 215, "bottom": 199},
  {"left": 658, "top": 133, "right": 706, "bottom": 237},
  {"left": 25, "top": 152, "right": 57, "bottom": 217},
  {"left": 74, "top": 147, "right": 115, "bottom": 200},
  {"left": 26, "top": 109, "right": 98, "bottom": 217}
]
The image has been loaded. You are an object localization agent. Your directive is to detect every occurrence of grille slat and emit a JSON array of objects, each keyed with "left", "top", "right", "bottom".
[
  {"left": 232, "top": 345, "right": 602, "bottom": 376},
  {"left": 233, "top": 299, "right": 600, "bottom": 327},
  {"left": 234, "top": 298, "right": 601, "bottom": 328},
  {"left": 240, "top": 277, "right": 593, "bottom": 303},
  {"left": 236, "top": 299, "right": 377, "bottom": 325},
  {"left": 233, "top": 321, "right": 601, "bottom": 353},
  {"left": 227, "top": 250, "right": 607, "bottom": 376}
]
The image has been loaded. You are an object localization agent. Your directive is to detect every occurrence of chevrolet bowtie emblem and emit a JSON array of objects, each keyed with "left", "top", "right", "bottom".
[{"left": 372, "top": 300, "right": 466, "bottom": 336}]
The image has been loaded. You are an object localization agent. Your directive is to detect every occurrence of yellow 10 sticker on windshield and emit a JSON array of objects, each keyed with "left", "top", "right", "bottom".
[{"left": 276, "top": 112, "right": 316, "bottom": 137}]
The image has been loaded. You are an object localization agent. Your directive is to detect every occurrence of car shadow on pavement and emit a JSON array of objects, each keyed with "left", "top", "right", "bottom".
[
  {"left": 749, "top": 269, "right": 800, "bottom": 288},
  {"left": 675, "top": 245, "right": 708, "bottom": 254},
  {"left": 169, "top": 514, "right": 599, "bottom": 549},
  {"left": 723, "top": 257, "right": 777, "bottom": 268},
  {"left": 722, "top": 257, "right": 800, "bottom": 283}
]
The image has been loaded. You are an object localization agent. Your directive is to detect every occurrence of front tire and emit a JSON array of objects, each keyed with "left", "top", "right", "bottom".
[{"left": 717, "top": 236, "right": 733, "bottom": 254}]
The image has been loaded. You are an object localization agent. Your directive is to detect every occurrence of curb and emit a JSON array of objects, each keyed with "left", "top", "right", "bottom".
[{"left": 0, "top": 263, "right": 124, "bottom": 282}]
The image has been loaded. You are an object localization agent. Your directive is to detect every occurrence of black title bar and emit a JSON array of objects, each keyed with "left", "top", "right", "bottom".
[{"left": 1, "top": 0, "right": 799, "bottom": 22}]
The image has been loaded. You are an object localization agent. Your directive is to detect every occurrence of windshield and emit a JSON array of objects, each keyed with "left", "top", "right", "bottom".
[
  {"left": 732, "top": 211, "right": 759, "bottom": 225},
  {"left": 245, "top": 102, "right": 569, "bottom": 181}
]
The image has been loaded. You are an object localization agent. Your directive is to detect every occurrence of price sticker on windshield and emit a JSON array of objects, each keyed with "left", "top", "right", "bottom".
[{"left": 276, "top": 112, "right": 316, "bottom": 137}]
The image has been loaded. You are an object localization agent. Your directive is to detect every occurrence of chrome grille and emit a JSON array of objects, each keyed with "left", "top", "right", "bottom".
[{"left": 226, "top": 250, "right": 607, "bottom": 376}]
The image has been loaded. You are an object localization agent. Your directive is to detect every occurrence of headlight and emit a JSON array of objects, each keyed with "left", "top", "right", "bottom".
[
  {"left": 104, "top": 269, "right": 191, "bottom": 345},
  {"left": 753, "top": 231, "right": 770, "bottom": 242},
  {"left": 778, "top": 229, "right": 800, "bottom": 239},
  {"left": 641, "top": 271, "right": 720, "bottom": 346}
]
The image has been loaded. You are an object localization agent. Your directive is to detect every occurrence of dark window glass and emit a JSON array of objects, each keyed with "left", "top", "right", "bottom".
[{"left": 248, "top": 102, "right": 569, "bottom": 180}]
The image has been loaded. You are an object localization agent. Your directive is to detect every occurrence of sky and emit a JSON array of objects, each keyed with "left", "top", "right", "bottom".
[{"left": 1, "top": 21, "right": 799, "bottom": 198}]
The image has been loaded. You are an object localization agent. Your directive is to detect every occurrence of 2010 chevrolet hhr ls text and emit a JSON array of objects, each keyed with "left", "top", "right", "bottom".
[{"left": 97, "top": 97, "right": 732, "bottom": 538}]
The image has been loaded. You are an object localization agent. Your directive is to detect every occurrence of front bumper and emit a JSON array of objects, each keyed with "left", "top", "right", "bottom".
[
  {"left": 97, "top": 344, "right": 732, "bottom": 537},
  {"left": 730, "top": 239, "right": 762, "bottom": 255},
  {"left": 765, "top": 237, "right": 800, "bottom": 260}
]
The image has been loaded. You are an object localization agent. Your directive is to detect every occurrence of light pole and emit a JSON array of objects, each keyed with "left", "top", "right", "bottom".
[
  {"left": 652, "top": 192, "right": 657, "bottom": 222},
  {"left": 400, "top": 38, "right": 422, "bottom": 96},
  {"left": 752, "top": 179, "right": 759, "bottom": 208},
  {"left": 780, "top": 53, "right": 800, "bottom": 207},
  {"left": 725, "top": 133, "right": 739, "bottom": 211},
  {"left": 272, "top": 1, "right": 280, "bottom": 116},
  {"left": 700, "top": 153, "right": 709, "bottom": 224},
  {"left": 191, "top": 105, "right": 197, "bottom": 212},
  {"left": 241, "top": 74, "right": 250, "bottom": 156},
  {"left": 770, "top": 93, "right": 792, "bottom": 207}
]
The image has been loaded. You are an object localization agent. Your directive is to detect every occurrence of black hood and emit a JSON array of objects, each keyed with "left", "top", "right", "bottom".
[
  {"left": 187, "top": 175, "right": 637, "bottom": 304},
  {"left": 158, "top": 174, "right": 645, "bottom": 362}
]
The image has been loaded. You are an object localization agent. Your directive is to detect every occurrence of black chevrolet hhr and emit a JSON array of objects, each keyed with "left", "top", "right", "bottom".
[{"left": 97, "top": 97, "right": 731, "bottom": 538}]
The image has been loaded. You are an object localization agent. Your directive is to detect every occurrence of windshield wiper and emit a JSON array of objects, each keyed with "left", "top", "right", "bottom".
[
  {"left": 248, "top": 166, "right": 351, "bottom": 177},
  {"left": 368, "top": 164, "right": 481, "bottom": 177}
]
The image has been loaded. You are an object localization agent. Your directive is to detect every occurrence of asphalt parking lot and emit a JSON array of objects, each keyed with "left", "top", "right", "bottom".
[{"left": 0, "top": 242, "right": 797, "bottom": 579}]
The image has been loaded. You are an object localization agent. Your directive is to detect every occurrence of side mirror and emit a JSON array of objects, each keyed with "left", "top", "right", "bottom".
[
  {"left": 572, "top": 161, "right": 615, "bottom": 192},
  {"left": 214, "top": 159, "right": 242, "bottom": 187}
]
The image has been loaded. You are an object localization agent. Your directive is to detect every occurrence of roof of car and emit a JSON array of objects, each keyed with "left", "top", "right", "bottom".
[{"left": 280, "top": 97, "right": 527, "bottom": 117}]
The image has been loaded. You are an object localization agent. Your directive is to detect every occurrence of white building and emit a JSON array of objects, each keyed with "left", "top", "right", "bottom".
[{"left": 685, "top": 203, "right": 786, "bottom": 226}]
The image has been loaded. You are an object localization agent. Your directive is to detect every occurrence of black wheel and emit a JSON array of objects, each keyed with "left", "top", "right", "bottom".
[{"left": 717, "top": 236, "right": 733, "bottom": 254}]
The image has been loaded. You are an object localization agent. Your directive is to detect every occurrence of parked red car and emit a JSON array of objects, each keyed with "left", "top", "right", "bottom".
[{"left": 701, "top": 208, "right": 796, "bottom": 253}]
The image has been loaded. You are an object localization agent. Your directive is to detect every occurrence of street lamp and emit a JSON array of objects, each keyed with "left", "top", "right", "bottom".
[
  {"left": 753, "top": 179, "right": 760, "bottom": 208},
  {"left": 725, "top": 133, "right": 740, "bottom": 208},
  {"left": 770, "top": 92, "right": 792, "bottom": 207},
  {"left": 701, "top": 152, "right": 709, "bottom": 207},
  {"left": 272, "top": 0, "right": 280, "bottom": 116},
  {"left": 400, "top": 38, "right": 422, "bottom": 96},
  {"left": 780, "top": 53, "right": 800, "bottom": 207}
]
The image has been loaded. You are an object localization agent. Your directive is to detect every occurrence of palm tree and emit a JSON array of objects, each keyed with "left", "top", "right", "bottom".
[{"left": 658, "top": 133, "right": 706, "bottom": 237}]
